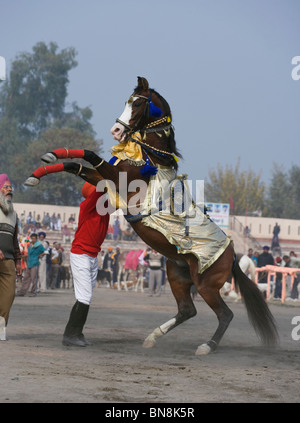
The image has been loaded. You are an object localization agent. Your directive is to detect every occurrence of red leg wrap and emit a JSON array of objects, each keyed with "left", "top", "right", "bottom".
[
  {"left": 52, "top": 148, "right": 85, "bottom": 159},
  {"left": 33, "top": 163, "right": 65, "bottom": 178}
]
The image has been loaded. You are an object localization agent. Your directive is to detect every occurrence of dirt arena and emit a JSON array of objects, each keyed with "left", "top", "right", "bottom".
[{"left": 1, "top": 285, "right": 300, "bottom": 403}]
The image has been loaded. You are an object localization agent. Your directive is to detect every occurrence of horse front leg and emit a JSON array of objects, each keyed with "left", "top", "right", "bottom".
[
  {"left": 41, "top": 148, "right": 104, "bottom": 168},
  {"left": 24, "top": 162, "right": 101, "bottom": 186}
]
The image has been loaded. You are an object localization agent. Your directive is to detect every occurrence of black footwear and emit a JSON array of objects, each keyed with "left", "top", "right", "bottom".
[
  {"left": 62, "top": 335, "right": 87, "bottom": 347},
  {"left": 79, "top": 334, "right": 93, "bottom": 346},
  {"left": 62, "top": 301, "right": 90, "bottom": 347}
]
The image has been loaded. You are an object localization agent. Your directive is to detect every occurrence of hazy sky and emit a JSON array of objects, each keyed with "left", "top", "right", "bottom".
[{"left": 1, "top": 0, "right": 300, "bottom": 188}]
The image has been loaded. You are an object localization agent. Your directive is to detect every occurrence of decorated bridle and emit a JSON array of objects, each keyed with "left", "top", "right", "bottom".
[{"left": 116, "top": 91, "right": 172, "bottom": 137}]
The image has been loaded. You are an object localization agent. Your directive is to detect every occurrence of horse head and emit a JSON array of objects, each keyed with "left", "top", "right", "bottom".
[{"left": 110, "top": 76, "right": 169, "bottom": 143}]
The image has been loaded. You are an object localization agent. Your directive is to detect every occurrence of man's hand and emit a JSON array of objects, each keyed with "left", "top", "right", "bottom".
[
  {"left": 16, "top": 263, "right": 22, "bottom": 276},
  {"left": 0, "top": 250, "right": 4, "bottom": 260}
]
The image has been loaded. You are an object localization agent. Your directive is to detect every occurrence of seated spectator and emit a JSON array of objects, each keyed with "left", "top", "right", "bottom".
[
  {"left": 50, "top": 213, "right": 57, "bottom": 230},
  {"left": 57, "top": 213, "right": 62, "bottom": 231},
  {"left": 42, "top": 212, "right": 51, "bottom": 229},
  {"left": 35, "top": 214, "right": 42, "bottom": 229},
  {"left": 62, "top": 225, "right": 71, "bottom": 243}
]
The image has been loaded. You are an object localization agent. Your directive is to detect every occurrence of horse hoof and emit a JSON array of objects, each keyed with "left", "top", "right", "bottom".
[
  {"left": 24, "top": 176, "right": 40, "bottom": 186},
  {"left": 41, "top": 152, "right": 57, "bottom": 163},
  {"left": 195, "top": 343, "right": 212, "bottom": 356},
  {"left": 142, "top": 339, "right": 156, "bottom": 348}
]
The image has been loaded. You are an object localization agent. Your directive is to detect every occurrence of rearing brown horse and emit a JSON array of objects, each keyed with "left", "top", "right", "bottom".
[{"left": 25, "top": 77, "right": 278, "bottom": 355}]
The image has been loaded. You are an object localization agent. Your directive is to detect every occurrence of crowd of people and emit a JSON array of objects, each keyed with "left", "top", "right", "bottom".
[
  {"left": 98, "top": 245, "right": 167, "bottom": 295},
  {"left": 16, "top": 232, "right": 70, "bottom": 297},
  {"left": 245, "top": 246, "right": 300, "bottom": 301}
]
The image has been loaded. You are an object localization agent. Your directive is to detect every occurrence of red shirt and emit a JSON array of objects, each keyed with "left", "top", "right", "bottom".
[{"left": 71, "top": 190, "right": 109, "bottom": 257}]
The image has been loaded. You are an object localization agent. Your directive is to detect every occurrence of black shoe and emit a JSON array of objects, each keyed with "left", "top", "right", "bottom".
[
  {"left": 79, "top": 334, "right": 93, "bottom": 346},
  {"left": 63, "top": 301, "right": 90, "bottom": 346}
]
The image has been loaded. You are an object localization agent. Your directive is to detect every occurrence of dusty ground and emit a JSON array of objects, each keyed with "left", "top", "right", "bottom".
[{"left": 0, "top": 285, "right": 300, "bottom": 404}]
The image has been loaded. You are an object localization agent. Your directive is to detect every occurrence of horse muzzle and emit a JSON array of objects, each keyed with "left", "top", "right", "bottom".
[{"left": 110, "top": 121, "right": 128, "bottom": 143}]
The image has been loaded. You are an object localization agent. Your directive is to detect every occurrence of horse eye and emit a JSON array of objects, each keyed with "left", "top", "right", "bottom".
[{"left": 133, "top": 100, "right": 143, "bottom": 108}]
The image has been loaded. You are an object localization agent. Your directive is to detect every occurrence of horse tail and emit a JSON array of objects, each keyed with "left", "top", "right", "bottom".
[{"left": 232, "top": 262, "right": 279, "bottom": 347}]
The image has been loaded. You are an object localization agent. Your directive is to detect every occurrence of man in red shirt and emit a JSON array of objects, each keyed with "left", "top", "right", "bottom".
[{"left": 63, "top": 182, "right": 109, "bottom": 347}]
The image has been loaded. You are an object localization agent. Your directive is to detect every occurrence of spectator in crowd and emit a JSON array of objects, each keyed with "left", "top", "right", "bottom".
[
  {"left": 62, "top": 225, "right": 72, "bottom": 243},
  {"left": 57, "top": 213, "right": 62, "bottom": 231},
  {"left": 243, "top": 226, "right": 250, "bottom": 237},
  {"left": 20, "top": 212, "right": 26, "bottom": 228},
  {"left": 272, "top": 222, "right": 280, "bottom": 244},
  {"left": 123, "top": 222, "right": 134, "bottom": 241},
  {"left": 68, "top": 214, "right": 76, "bottom": 230},
  {"left": 0, "top": 174, "right": 22, "bottom": 340},
  {"left": 257, "top": 246, "right": 274, "bottom": 284},
  {"left": 56, "top": 242, "right": 65, "bottom": 288},
  {"left": 68, "top": 214, "right": 75, "bottom": 224},
  {"left": 271, "top": 236, "right": 281, "bottom": 257},
  {"left": 283, "top": 254, "right": 300, "bottom": 301},
  {"left": 45, "top": 241, "right": 52, "bottom": 289},
  {"left": 111, "top": 246, "right": 121, "bottom": 287},
  {"left": 252, "top": 251, "right": 259, "bottom": 266},
  {"left": 50, "top": 213, "right": 57, "bottom": 230},
  {"left": 62, "top": 182, "right": 109, "bottom": 347},
  {"left": 103, "top": 247, "right": 113, "bottom": 273},
  {"left": 35, "top": 214, "right": 42, "bottom": 229},
  {"left": 113, "top": 216, "right": 122, "bottom": 241},
  {"left": 26, "top": 211, "right": 33, "bottom": 225},
  {"left": 98, "top": 250, "right": 105, "bottom": 269},
  {"left": 274, "top": 256, "right": 283, "bottom": 300},
  {"left": 144, "top": 249, "right": 164, "bottom": 297},
  {"left": 19, "top": 237, "right": 30, "bottom": 273},
  {"left": 247, "top": 248, "right": 254, "bottom": 260},
  {"left": 106, "top": 224, "right": 113, "bottom": 239},
  {"left": 42, "top": 212, "right": 51, "bottom": 230},
  {"left": 17, "top": 233, "right": 46, "bottom": 297},
  {"left": 50, "top": 242, "right": 60, "bottom": 289},
  {"left": 37, "top": 231, "right": 48, "bottom": 293}
]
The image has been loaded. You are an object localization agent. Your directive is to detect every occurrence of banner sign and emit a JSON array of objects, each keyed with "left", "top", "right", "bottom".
[{"left": 206, "top": 203, "right": 230, "bottom": 228}]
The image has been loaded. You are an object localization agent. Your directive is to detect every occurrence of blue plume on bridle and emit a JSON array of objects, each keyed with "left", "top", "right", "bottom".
[{"left": 148, "top": 94, "right": 162, "bottom": 118}]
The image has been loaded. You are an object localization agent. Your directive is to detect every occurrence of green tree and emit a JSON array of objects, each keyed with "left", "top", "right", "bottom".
[
  {"left": 0, "top": 42, "right": 77, "bottom": 138},
  {"left": 266, "top": 164, "right": 300, "bottom": 219},
  {"left": 205, "top": 159, "right": 266, "bottom": 215},
  {"left": 0, "top": 42, "right": 103, "bottom": 205}
]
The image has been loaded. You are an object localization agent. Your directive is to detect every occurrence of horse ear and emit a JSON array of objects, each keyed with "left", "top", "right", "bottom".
[{"left": 137, "top": 76, "right": 149, "bottom": 91}]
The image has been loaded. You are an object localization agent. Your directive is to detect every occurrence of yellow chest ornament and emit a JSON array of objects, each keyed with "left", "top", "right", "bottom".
[{"left": 111, "top": 133, "right": 145, "bottom": 165}]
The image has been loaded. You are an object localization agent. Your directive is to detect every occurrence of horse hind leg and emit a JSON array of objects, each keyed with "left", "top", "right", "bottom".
[
  {"left": 193, "top": 270, "right": 234, "bottom": 355},
  {"left": 195, "top": 288, "right": 233, "bottom": 355},
  {"left": 143, "top": 260, "right": 196, "bottom": 348}
]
